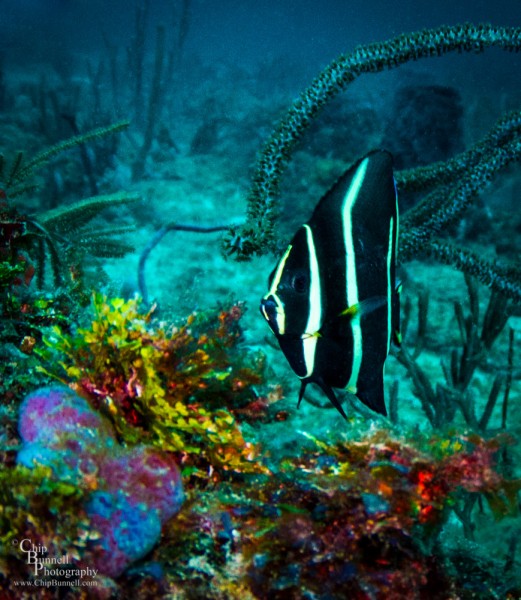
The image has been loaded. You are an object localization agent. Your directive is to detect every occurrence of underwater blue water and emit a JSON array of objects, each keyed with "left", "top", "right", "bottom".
[{"left": 2, "top": 0, "right": 520, "bottom": 74}]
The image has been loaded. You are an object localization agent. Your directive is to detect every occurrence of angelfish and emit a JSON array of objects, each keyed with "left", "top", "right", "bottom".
[{"left": 260, "top": 150, "right": 400, "bottom": 419}]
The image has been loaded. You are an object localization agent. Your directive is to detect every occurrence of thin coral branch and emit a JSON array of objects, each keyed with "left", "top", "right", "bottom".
[
  {"left": 501, "top": 328, "right": 515, "bottom": 429},
  {"left": 478, "top": 374, "right": 503, "bottom": 431},
  {"left": 389, "top": 379, "right": 399, "bottom": 424},
  {"left": 423, "top": 241, "right": 521, "bottom": 303},
  {"left": 396, "top": 276, "right": 516, "bottom": 430},
  {"left": 38, "top": 192, "right": 141, "bottom": 234},
  {"left": 399, "top": 136, "right": 521, "bottom": 259},
  {"left": 395, "top": 109, "right": 521, "bottom": 197},
  {"left": 12, "top": 121, "right": 129, "bottom": 187},
  {"left": 138, "top": 223, "right": 230, "bottom": 304},
  {"left": 131, "top": 26, "right": 166, "bottom": 181}
]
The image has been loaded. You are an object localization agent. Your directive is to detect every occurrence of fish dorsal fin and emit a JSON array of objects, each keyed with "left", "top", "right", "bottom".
[{"left": 310, "top": 150, "right": 394, "bottom": 225}]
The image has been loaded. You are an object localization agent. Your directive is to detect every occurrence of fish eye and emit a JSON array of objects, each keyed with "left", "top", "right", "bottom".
[{"left": 291, "top": 273, "right": 308, "bottom": 294}]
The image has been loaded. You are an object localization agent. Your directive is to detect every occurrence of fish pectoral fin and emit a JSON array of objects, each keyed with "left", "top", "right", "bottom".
[
  {"left": 339, "top": 295, "right": 388, "bottom": 319},
  {"left": 301, "top": 331, "right": 321, "bottom": 339},
  {"left": 393, "top": 330, "right": 402, "bottom": 347}
]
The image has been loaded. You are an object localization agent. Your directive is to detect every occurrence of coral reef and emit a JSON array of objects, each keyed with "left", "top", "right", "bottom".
[
  {"left": 0, "top": 15, "right": 519, "bottom": 599},
  {"left": 240, "top": 431, "right": 520, "bottom": 599},
  {"left": 0, "top": 464, "right": 94, "bottom": 587},
  {"left": 0, "top": 128, "right": 140, "bottom": 405},
  {"left": 138, "top": 430, "right": 520, "bottom": 599},
  {"left": 37, "top": 293, "right": 277, "bottom": 480},
  {"left": 1, "top": 254, "right": 519, "bottom": 597}
]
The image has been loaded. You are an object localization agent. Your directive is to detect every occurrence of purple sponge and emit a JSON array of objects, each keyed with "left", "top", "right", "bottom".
[
  {"left": 85, "top": 490, "right": 162, "bottom": 578},
  {"left": 18, "top": 386, "right": 116, "bottom": 447},
  {"left": 101, "top": 447, "right": 184, "bottom": 522},
  {"left": 17, "top": 386, "right": 116, "bottom": 483},
  {"left": 17, "top": 386, "right": 184, "bottom": 577}
]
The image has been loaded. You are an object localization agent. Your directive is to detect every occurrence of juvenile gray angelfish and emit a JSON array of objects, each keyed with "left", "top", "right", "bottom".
[{"left": 260, "top": 150, "right": 401, "bottom": 419}]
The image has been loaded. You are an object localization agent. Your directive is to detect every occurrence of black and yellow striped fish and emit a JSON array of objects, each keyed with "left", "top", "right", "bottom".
[{"left": 260, "top": 150, "right": 400, "bottom": 419}]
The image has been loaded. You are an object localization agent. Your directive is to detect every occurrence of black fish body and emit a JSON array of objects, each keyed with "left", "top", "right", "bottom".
[{"left": 260, "top": 150, "right": 400, "bottom": 419}]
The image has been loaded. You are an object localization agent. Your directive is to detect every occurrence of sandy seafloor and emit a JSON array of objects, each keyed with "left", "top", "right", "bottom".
[{"left": 1, "top": 0, "right": 521, "bottom": 596}]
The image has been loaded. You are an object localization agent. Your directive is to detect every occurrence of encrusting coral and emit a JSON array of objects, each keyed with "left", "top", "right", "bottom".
[
  {"left": 141, "top": 429, "right": 520, "bottom": 599},
  {"left": 240, "top": 431, "right": 519, "bottom": 598},
  {"left": 0, "top": 296, "right": 279, "bottom": 593}
]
